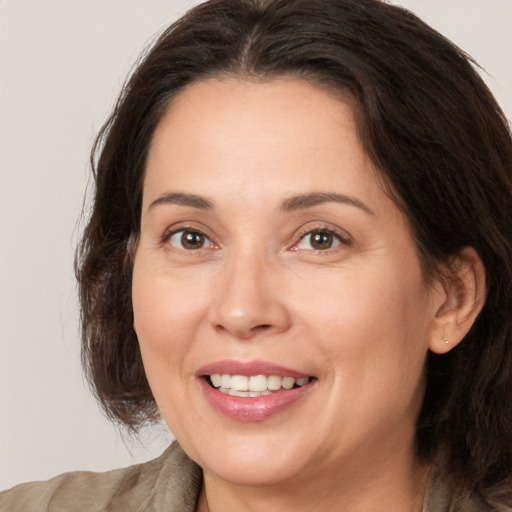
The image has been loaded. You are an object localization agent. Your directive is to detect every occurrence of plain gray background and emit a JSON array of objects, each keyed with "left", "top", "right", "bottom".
[{"left": 1, "top": 0, "right": 511, "bottom": 491}]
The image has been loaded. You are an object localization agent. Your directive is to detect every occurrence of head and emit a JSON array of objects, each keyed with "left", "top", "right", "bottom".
[{"left": 77, "top": 0, "right": 512, "bottom": 495}]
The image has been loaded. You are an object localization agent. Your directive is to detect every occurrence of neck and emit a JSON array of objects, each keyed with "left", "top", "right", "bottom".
[{"left": 196, "top": 447, "right": 431, "bottom": 512}]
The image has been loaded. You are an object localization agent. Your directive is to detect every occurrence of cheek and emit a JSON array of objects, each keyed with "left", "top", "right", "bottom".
[
  {"left": 131, "top": 264, "right": 210, "bottom": 382},
  {"left": 294, "top": 257, "right": 432, "bottom": 382}
]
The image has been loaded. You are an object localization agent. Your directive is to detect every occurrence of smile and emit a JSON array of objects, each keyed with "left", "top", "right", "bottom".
[
  {"left": 208, "top": 374, "right": 311, "bottom": 397},
  {"left": 197, "top": 362, "right": 316, "bottom": 421}
]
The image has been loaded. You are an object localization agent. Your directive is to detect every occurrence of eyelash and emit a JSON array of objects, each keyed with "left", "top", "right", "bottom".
[
  {"left": 162, "top": 226, "right": 216, "bottom": 251},
  {"left": 291, "top": 226, "right": 351, "bottom": 252},
  {"left": 162, "top": 225, "right": 351, "bottom": 253}
]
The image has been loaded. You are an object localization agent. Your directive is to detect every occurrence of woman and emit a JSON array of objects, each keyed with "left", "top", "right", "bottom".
[{"left": 2, "top": 0, "right": 511, "bottom": 510}]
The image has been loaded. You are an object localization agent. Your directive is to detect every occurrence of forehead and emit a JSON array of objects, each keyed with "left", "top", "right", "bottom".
[
  {"left": 143, "top": 78, "right": 391, "bottom": 218},
  {"left": 150, "top": 77, "right": 360, "bottom": 158}
]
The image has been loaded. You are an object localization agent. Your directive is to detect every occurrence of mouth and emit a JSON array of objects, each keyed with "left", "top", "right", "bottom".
[
  {"left": 197, "top": 361, "right": 316, "bottom": 421},
  {"left": 205, "top": 374, "right": 312, "bottom": 397}
]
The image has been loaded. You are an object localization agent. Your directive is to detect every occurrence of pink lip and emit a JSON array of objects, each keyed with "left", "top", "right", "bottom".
[
  {"left": 196, "top": 360, "right": 316, "bottom": 422},
  {"left": 196, "top": 359, "right": 312, "bottom": 379}
]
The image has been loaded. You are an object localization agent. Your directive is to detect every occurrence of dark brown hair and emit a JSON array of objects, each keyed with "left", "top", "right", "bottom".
[{"left": 76, "top": 0, "right": 512, "bottom": 504}]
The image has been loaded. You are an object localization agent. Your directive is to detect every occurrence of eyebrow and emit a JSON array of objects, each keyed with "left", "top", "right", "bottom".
[
  {"left": 147, "top": 191, "right": 374, "bottom": 216},
  {"left": 280, "top": 192, "right": 374, "bottom": 215},
  {"left": 147, "top": 192, "right": 213, "bottom": 212}
]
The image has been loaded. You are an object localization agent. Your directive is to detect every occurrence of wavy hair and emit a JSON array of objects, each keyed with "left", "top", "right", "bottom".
[{"left": 76, "top": 0, "right": 512, "bottom": 505}]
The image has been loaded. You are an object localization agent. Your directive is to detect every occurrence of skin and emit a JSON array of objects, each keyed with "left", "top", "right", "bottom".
[{"left": 132, "top": 78, "right": 484, "bottom": 512}]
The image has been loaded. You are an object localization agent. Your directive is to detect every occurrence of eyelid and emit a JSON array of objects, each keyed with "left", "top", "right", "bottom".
[
  {"left": 161, "top": 223, "right": 219, "bottom": 251},
  {"left": 159, "top": 221, "right": 351, "bottom": 253},
  {"left": 289, "top": 223, "right": 352, "bottom": 252}
]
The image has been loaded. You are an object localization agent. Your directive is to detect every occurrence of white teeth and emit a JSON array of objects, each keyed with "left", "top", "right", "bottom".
[
  {"left": 210, "top": 374, "right": 222, "bottom": 388},
  {"left": 228, "top": 389, "right": 247, "bottom": 397},
  {"left": 208, "top": 373, "right": 311, "bottom": 395},
  {"left": 282, "top": 376, "right": 295, "bottom": 390},
  {"left": 267, "top": 375, "right": 282, "bottom": 390},
  {"left": 249, "top": 375, "right": 268, "bottom": 392},
  {"left": 220, "top": 374, "right": 231, "bottom": 389},
  {"left": 231, "top": 375, "right": 249, "bottom": 391},
  {"left": 227, "top": 390, "right": 272, "bottom": 397}
]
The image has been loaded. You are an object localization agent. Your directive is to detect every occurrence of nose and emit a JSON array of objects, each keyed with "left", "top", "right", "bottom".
[{"left": 207, "top": 251, "right": 291, "bottom": 340}]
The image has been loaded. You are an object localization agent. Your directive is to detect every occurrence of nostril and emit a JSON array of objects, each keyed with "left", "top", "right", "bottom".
[
  {"left": 252, "top": 324, "right": 272, "bottom": 331},
  {"left": 213, "top": 322, "right": 274, "bottom": 339}
]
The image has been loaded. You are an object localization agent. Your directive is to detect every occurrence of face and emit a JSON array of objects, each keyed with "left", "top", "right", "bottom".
[{"left": 132, "top": 78, "right": 441, "bottom": 488}]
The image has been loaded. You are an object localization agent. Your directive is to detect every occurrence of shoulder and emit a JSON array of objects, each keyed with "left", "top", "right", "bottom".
[{"left": 0, "top": 442, "right": 202, "bottom": 512}]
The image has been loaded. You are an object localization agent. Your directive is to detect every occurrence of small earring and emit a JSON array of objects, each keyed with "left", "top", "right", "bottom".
[{"left": 443, "top": 335, "right": 449, "bottom": 345}]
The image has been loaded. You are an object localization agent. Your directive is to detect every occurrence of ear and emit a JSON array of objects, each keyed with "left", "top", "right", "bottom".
[{"left": 428, "top": 247, "right": 486, "bottom": 354}]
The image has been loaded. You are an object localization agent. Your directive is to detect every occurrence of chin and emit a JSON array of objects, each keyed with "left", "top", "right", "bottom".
[
  {"left": 202, "top": 451, "right": 304, "bottom": 488},
  {"left": 180, "top": 429, "right": 310, "bottom": 487}
]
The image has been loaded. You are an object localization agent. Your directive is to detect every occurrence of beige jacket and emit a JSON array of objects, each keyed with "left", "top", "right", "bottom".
[{"left": 0, "top": 442, "right": 488, "bottom": 511}]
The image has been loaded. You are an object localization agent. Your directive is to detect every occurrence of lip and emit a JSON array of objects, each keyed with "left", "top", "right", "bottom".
[
  {"left": 196, "top": 359, "right": 312, "bottom": 379},
  {"left": 196, "top": 360, "right": 316, "bottom": 422}
]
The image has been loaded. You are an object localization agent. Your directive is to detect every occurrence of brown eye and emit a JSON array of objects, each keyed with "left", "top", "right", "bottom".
[
  {"left": 169, "top": 230, "right": 210, "bottom": 250},
  {"left": 295, "top": 230, "right": 342, "bottom": 251},
  {"left": 311, "top": 232, "right": 334, "bottom": 250}
]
